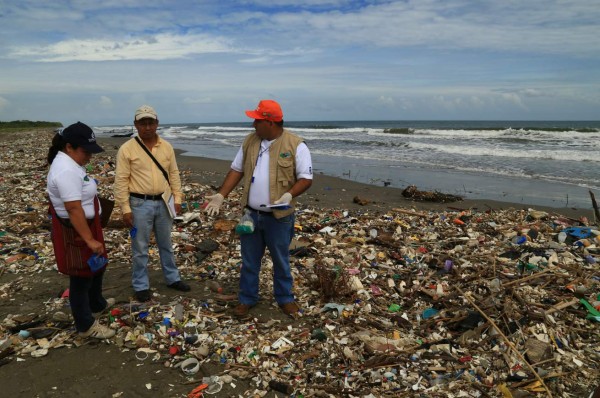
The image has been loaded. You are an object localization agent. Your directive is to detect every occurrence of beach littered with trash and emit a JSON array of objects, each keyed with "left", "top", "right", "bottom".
[{"left": 1, "top": 129, "right": 599, "bottom": 397}]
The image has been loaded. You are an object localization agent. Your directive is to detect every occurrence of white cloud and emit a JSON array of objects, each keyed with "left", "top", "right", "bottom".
[
  {"left": 501, "top": 93, "right": 526, "bottom": 109},
  {"left": 245, "top": 1, "right": 600, "bottom": 57},
  {"left": 99, "top": 96, "right": 112, "bottom": 106},
  {"left": 519, "top": 89, "right": 545, "bottom": 97},
  {"left": 378, "top": 96, "right": 394, "bottom": 106},
  {"left": 183, "top": 97, "right": 213, "bottom": 104},
  {"left": 8, "top": 33, "right": 235, "bottom": 62},
  {"left": 0, "top": 1, "right": 598, "bottom": 121}
]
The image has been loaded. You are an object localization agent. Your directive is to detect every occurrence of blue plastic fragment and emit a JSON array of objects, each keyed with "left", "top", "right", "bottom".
[{"left": 563, "top": 227, "right": 593, "bottom": 239}]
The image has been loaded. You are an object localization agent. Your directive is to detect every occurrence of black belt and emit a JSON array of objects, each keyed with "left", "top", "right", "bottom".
[
  {"left": 131, "top": 192, "right": 163, "bottom": 200},
  {"left": 246, "top": 206, "right": 274, "bottom": 216}
]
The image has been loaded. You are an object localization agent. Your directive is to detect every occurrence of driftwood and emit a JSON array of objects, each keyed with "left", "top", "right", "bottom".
[
  {"left": 402, "top": 185, "right": 463, "bottom": 203},
  {"left": 589, "top": 190, "right": 600, "bottom": 226},
  {"left": 110, "top": 132, "right": 134, "bottom": 137}
]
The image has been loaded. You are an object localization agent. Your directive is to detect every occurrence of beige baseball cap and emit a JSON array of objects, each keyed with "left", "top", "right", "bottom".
[{"left": 135, "top": 105, "right": 158, "bottom": 121}]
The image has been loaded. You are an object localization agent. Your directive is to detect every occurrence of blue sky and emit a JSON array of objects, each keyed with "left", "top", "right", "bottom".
[{"left": 0, "top": 0, "right": 598, "bottom": 124}]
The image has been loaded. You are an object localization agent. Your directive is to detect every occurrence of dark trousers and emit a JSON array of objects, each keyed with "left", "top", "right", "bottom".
[{"left": 69, "top": 271, "right": 107, "bottom": 332}]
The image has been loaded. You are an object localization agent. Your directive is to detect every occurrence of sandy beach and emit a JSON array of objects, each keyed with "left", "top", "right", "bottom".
[{"left": 1, "top": 130, "right": 598, "bottom": 397}]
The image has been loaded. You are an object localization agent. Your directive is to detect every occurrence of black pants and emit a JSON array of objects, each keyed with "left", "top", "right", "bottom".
[{"left": 69, "top": 271, "right": 107, "bottom": 332}]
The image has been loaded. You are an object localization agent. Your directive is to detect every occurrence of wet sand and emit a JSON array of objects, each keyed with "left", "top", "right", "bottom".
[{"left": 102, "top": 135, "right": 595, "bottom": 219}]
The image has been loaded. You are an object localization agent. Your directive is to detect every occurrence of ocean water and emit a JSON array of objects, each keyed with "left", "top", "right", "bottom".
[{"left": 95, "top": 120, "right": 600, "bottom": 209}]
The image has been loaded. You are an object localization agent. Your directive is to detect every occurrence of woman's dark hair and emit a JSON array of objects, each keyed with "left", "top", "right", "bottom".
[{"left": 47, "top": 133, "right": 79, "bottom": 164}]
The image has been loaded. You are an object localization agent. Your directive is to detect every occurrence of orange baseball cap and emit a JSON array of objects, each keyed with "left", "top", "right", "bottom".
[{"left": 245, "top": 100, "right": 283, "bottom": 122}]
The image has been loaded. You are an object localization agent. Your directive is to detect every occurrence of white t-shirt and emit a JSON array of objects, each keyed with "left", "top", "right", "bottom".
[
  {"left": 231, "top": 140, "right": 313, "bottom": 211},
  {"left": 47, "top": 151, "right": 99, "bottom": 219}
]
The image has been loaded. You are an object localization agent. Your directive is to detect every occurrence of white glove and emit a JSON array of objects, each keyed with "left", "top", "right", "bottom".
[
  {"left": 204, "top": 193, "right": 224, "bottom": 216},
  {"left": 274, "top": 192, "right": 292, "bottom": 205}
]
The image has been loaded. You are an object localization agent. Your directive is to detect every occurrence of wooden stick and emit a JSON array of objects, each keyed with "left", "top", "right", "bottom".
[
  {"left": 503, "top": 269, "right": 551, "bottom": 287},
  {"left": 456, "top": 286, "right": 553, "bottom": 398},
  {"left": 544, "top": 298, "right": 579, "bottom": 316},
  {"left": 589, "top": 190, "right": 600, "bottom": 226},
  {"left": 392, "top": 208, "right": 428, "bottom": 217}
]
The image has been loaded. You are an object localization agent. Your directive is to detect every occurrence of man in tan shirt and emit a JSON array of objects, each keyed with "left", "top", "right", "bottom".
[{"left": 114, "top": 105, "right": 190, "bottom": 302}]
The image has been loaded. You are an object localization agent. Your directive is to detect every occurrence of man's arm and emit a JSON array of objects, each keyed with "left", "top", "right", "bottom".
[
  {"left": 217, "top": 169, "right": 244, "bottom": 197},
  {"left": 287, "top": 178, "right": 312, "bottom": 198},
  {"left": 113, "top": 147, "right": 132, "bottom": 214},
  {"left": 168, "top": 147, "right": 183, "bottom": 205}
]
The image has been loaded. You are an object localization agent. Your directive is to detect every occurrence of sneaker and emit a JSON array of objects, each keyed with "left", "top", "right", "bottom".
[
  {"left": 135, "top": 289, "right": 152, "bottom": 302},
  {"left": 279, "top": 302, "right": 300, "bottom": 316},
  {"left": 167, "top": 281, "right": 191, "bottom": 292},
  {"left": 232, "top": 303, "right": 255, "bottom": 318},
  {"left": 79, "top": 320, "right": 115, "bottom": 339},
  {"left": 92, "top": 298, "right": 115, "bottom": 317}
]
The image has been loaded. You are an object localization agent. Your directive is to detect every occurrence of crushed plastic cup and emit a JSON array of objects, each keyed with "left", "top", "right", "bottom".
[
  {"left": 557, "top": 231, "right": 567, "bottom": 243},
  {"left": 87, "top": 254, "right": 108, "bottom": 272}
]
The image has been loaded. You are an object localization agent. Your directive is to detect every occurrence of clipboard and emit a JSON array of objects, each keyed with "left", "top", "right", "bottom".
[
  {"left": 162, "top": 184, "right": 177, "bottom": 218},
  {"left": 260, "top": 203, "right": 291, "bottom": 209}
]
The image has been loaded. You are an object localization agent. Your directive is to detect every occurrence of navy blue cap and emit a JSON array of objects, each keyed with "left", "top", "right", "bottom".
[{"left": 62, "top": 122, "right": 103, "bottom": 153}]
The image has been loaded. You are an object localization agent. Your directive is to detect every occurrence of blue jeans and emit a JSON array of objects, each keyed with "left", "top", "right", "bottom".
[
  {"left": 70, "top": 271, "right": 107, "bottom": 332},
  {"left": 130, "top": 197, "right": 180, "bottom": 291},
  {"left": 239, "top": 210, "right": 295, "bottom": 306}
]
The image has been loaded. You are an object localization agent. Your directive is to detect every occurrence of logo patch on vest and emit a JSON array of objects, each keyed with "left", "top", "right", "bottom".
[{"left": 279, "top": 151, "right": 292, "bottom": 158}]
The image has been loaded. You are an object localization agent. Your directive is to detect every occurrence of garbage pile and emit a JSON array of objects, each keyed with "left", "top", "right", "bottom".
[{"left": 1, "top": 130, "right": 599, "bottom": 397}]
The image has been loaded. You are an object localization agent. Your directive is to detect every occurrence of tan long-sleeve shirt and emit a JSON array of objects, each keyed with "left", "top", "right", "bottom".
[{"left": 114, "top": 136, "right": 182, "bottom": 214}]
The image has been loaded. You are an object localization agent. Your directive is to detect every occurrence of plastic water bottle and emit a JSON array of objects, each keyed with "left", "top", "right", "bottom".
[
  {"left": 574, "top": 239, "right": 591, "bottom": 248},
  {"left": 511, "top": 236, "right": 527, "bottom": 245},
  {"left": 444, "top": 260, "right": 453, "bottom": 272},
  {"left": 557, "top": 231, "right": 567, "bottom": 243}
]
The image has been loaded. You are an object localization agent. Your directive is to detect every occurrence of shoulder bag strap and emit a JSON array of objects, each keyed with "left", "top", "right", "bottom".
[{"left": 135, "top": 136, "right": 170, "bottom": 184}]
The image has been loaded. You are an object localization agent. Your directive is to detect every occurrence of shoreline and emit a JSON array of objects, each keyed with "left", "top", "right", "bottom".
[{"left": 99, "top": 136, "right": 595, "bottom": 219}]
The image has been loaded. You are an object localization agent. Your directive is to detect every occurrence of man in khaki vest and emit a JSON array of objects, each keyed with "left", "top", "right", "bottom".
[{"left": 204, "top": 100, "right": 313, "bottom": 317}]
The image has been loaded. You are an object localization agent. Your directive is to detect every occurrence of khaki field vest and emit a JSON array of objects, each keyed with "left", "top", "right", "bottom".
[{"left": 240, "top": 129, "right": 303, "bottom": 219}]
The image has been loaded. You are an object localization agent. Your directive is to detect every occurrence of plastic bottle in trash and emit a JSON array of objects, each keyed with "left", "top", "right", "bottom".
[
  {"left": 557, "top": 231, "right": 567, "bottom": 243},
  {"left": 574, "top": 239, "right": 591, "bottom": 248},
  {"left": 511, "top": 235, "right": 527, "bottom": 245},
  {"left": 443, "top": 260, "right": 453, "bottom": 272},
  {"left": 207, "top": 280, "right": 223, "bottom": 293}
]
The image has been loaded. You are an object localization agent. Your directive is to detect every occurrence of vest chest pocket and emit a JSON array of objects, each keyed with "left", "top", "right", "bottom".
[{"left": 277, "top": 157, "right": 294, "bottom": 187}]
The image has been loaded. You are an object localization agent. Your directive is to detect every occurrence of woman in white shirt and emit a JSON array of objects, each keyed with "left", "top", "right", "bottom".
[{"left": 47, "top": 122, "right": 115, "bottom": 339}]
